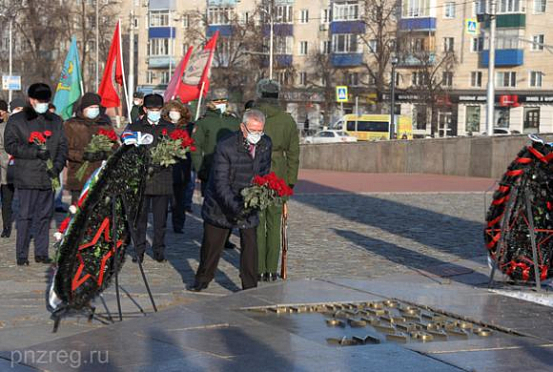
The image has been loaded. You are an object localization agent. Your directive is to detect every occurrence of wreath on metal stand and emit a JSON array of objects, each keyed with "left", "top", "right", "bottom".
[{"left": 485, "top": 135, "right": 553, "bottom": 285}]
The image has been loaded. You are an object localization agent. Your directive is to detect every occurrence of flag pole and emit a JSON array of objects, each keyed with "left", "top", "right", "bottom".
[
  {"left": 195, "top": 81, "right": 206, "bottom": 121},
  {"left": 118, "top": 19, "right": 132, "bottom": 123}
]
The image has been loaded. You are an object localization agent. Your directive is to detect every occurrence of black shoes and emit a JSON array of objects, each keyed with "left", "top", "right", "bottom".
[
  {"left": 1, "top": 227, "right": 11, "bottom": 238},
  {"left": 224, "top": 241, "right": 236, "bottom": 250},
  {"left": 258, "top": 273, "right": 278, "bottom": 282},
  {"left": 16, "top": 258, "right": 29, "bottom": 266},
  {"left": 173, "top": 228, "right": 183, "bottom": 234},
  {"left": 187, "top": 281, "right": 209, "bottom": 292},
  {"left": 35, "top": 256, "right": 52, "bottom": 264},
  {"left": 154, "top": 254, "right": 167, "bottom": 263},
  {"left": 185, "top": 207, "right": 193, "bottom": 214},
  {"left": 132, "top": 252, "right": 144, "bottom": 264}
]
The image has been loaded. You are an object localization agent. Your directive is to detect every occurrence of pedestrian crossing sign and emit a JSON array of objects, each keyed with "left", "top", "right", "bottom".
[
  {"left": 336, "top": 86, "right": 348, "bottom": 103},
  {"left": 465, "top": 19, "right": 478, "bottom": 35}
]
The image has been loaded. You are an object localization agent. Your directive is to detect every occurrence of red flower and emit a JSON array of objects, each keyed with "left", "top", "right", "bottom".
[
  {"left": 28, "top": 131, "right": 46, "bottom": 144},
  {"left": 58, "top": 217, "right": 70, "bottom": 233},
  {"left": 98, "top": 128, "right": 118, "bottom": 142},
  {"left": 189, "top": 145, "right": 197, "bottom": 152},
  {"left": 253, "top": 172, "right": 293, "bottom": 197},
  {"left": 162, "top": 129, "right": 168, "bottom": 136},
  {"left": 43, "top": 130, "right": 52, "bottom": 138}
]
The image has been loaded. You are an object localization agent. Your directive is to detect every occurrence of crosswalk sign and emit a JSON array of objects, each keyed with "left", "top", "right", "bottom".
[
  {"left": 336, "top": 86, "right": 348, "bottom": 103},
  {"left": 465, "top": 19, "right": 478, "bottom": 35}
]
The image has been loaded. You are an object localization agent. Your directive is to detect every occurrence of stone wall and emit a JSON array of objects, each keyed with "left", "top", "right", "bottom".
[{"left": 299, "top": 135, "right": 553, "bottom": 179}]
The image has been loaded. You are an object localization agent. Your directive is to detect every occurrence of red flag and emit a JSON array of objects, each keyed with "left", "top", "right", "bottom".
[
  {"left": 177, "top": 31, "right": 219, "bottom": 103},
  {"left": 98, "top": 22, "right": 123, "bottom": 108},
  {"left": 164, "top": 46, "right": 193, "bottom": 102}
]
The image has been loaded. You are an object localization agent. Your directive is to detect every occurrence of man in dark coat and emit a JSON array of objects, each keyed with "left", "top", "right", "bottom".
[
  {"left": 126, "top": 94, "right": 174, "bottom": 263},
  {"left": 64, "top": 92, "right": 116, "bottom": 204},
  {"left": 5, "top": 83, "right": 68, "bottom": 265},
  {"left": 189, "top": 109, "right": 272, "bottom": 292}
]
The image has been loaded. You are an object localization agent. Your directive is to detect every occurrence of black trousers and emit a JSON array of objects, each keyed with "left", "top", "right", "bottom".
[
  {"left": 195, "top": 222, "right": 258, "bottom": 290},
  {"left": 1, "top": 183, "right": 14, "bottom": 230},
  {"left": 16, "top": 188, "right": 53, "bottom": 260},
  {"left": 172, "top": 183, "right": 186, "bottom": 231},
  {"left": 135, "top": 195, "right": 169, "bottom": 258}
]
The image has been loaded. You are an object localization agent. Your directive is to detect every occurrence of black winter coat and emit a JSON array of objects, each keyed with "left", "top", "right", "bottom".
[
  {"left": 202, "top": 131, "right": 272, "bottom": 229},
  {"left": 4, "top": 107, "right": 68, "bottom": 190},
  {"left": 126, "top": 117, "right": 175, "bottom": 195}
]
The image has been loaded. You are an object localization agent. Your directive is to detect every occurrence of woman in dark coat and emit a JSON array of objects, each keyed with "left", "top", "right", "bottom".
[
  {"left": 162, "top": 100, "right": 193, "bottom": 234},
  {"left": 63, "top": 93, "right": 116, "bottom": 204}
]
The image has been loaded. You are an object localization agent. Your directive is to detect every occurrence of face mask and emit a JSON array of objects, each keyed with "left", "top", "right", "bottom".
[
  {"left": 215, "top": 103, "right": 227, "bottom": 113},
  {"left": 169, "top": 111, "right": 181, "bottom": 123},
  {"left": 133, "top": 100, "right": 142, "bottom": 106},
  {"left": 34, "top": 102, "right": 49, "bottom": 114},
  {"left": 85, "top": 107, "right": 100, "bottom": 119},
  {"left": 147, "top": 110, "right": 161, "bottom": 123},
  {"left": 12, "top": 108, "right": 22, "bottom": 114}
]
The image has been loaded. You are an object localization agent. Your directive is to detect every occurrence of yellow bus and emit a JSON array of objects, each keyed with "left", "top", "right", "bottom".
[{"left": 330, "top": 114, "right": 413, "bottom": 141}]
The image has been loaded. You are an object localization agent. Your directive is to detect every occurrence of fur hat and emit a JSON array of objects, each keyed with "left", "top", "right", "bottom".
[
  {"left": 0, "top": 100, "right": 7, "bottom": 112},
  {"left": 9, "top": 98, "right": 25, "bottom": 112},
  {"left": 28, "top": 83, "right": 52, "bottom": 101},
  {"left": 80, "top": 92, "right": 101, "bottom": 110},
  {"left": 143, "top": 94, "right": 164, "bottom": 108}
]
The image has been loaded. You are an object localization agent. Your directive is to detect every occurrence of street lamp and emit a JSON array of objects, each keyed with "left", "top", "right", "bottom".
[
  {"left": 261, "top": 5, "right": 274, "bottom": 81},
  {"left": 389, "top": 56, "right": 398, "bottom": 140}
]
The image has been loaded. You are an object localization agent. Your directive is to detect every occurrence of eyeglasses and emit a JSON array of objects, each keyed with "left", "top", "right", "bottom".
[{"left": 243, "top": 124, "right": 264, "bottom": 136}]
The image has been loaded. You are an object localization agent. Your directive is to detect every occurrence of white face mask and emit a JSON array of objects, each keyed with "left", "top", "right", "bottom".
[
  {"left": 169, "top": 111, "right": 181, "bottom": 123},
  {"left": 215, "top": 103, "right": 227, "bottom": 113},
  {"left": 247, "top": 132, "right": 262, "bottom": 145},
  {"left": 34, "top": 102, "right": 49, "bottom": 114},
  {"left": 85, "top": 107, "right": 100, "bottom": 119},
  {"left": 133, "top": 100, "right": 142, "bottom": 106},
  {"left": 11, "top": 108, "right": 22, "bottom": 114}
]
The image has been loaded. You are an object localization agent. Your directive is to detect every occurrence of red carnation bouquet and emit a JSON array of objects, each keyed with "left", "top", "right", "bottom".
[
  {"left": 241, "top": 172, "right": 293, "bottom": 211},
  {"left": 150, "top": 128, "right": 196, "bottom": 167},
  {"left": 29, "top": 131, "right": 59, "bottom": 189},
  {"left": 76, "top": 128, "right": 118, "bottom": 181}
]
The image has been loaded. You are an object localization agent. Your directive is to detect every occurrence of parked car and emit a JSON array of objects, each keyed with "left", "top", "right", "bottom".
[{"left": 304, "top": 130, "right": 358, "bottom": 144}]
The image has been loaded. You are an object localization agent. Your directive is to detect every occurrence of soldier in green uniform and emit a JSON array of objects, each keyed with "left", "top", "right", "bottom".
[
  {"left": 192, "top": 96, "right": 241, "bottom": 249},
  {"left": 255, "top": 80, "right": 300, "bottom": 282}
]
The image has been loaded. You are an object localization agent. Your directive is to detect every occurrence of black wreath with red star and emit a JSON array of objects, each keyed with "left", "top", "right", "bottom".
[
  {"left": 485, "top": 139, "right": 553, "bottom": 282},
  {"left": 53, "top": 144, "right": 149, "bottom": 310}
]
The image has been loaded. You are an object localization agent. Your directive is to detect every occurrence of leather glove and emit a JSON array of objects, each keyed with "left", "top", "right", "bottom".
[
  {"left": 36, "top": 148, "right": 50, "bottom": 161},
  {"left": 83, "top": 152, "right": 104, "bottom": 162},
  {"left": 47, "top": 168, "right": 58, "bottom": 179}
]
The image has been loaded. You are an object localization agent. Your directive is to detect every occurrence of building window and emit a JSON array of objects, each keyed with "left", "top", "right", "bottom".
[
  {"left": 534, "top": 0, "right": 546, "bottom": 13},
  {"left": 299, "top": 72, "right": 307, "bottom": 86},
  {"left": 149, "top": 10, "right": 169, "bottom": 27},
  {"left": 444, "top": 2, "right": 455, "bottom": 18},
  {"left": 148, "top": 38, "right": 169, "bottom": 56},
  {"left": 348, "top": 72, "right": 360, "bottom": 87},
  {"left": 208, "top": 7, "right": 231, "bottom": 25},
  {"left": 321, "top": 40, "right": 332, "bottom": 54},
  {"left": 182, "top": 15, "right": 189, "bottom": 28},
  {"left": 466, "top": 106, "right": 481, "bottom": 133},
  {"left": 133, "top": 17, "right": 139, "bottom": 28},
  {"left": 471, "top": 37, "right": 484, "bottom": 52},
  {"left": 496, "top": 71, "right": 516, "bottom": 87},
  {"left": 414, "top": 104, "right": 428, "bottom": 130},
  {"left": 402, "top": 0, "right": 431, "bottom": 18},
  {"left": 524, "top": 107, "right": 540, "bottom": 133},
  {"left": 529, "top": 71, "right": 544, "bottom": 87},
  {"left": 495, "top": 107, "right": 510, "bottom": 128},
  {"left": 276, "top": 5, "right": 294, "bottom": 23},
  {"left": 146, "top": 71, "right": 154, "bottom": 84},
  {"left": 161, "top": 71, "right": 170, "bottom": 85},
  {"left": 274, "top": 36, "right": 293, "bottom": 54},
  {"left": 474, "top": 0, "right": 487, "bottom": 15},
  {"left": 241, "top": 12, "right": 250, "bottom": 24},
  {"left": 299, "top": 41, "right": 308, "bottom": 55},
  {"left": 443, "top": 37, "right": 454, "bottom": 52},
  {"left": 498, "top": 0, "right": 523, "bottom": 14},
  {"left": 368, "top": 39, "right": 378, "bottom": 53},
  {"left": 300, "top": 9, "right": 309, "bottom": 23},
  {"left": 442, "top": 71, "right": 453, "bottom": 87},
  {"left": 334, "top": 1, "right": 360, "bottom": 21},
  {"left": 412, "top": 71, "right": 427, "bottom": 86},
  {"left": 321, "top": 8, "right": 331, "bottom": 23},
  {"left": 332, "top": 34, "right": 360, "bottom": 53},
  {"left": 471, "top": 71, "right": 482, "bottom": 87},
  {"left": 532, "top": 34, "right": 544, "bottom": 50}
]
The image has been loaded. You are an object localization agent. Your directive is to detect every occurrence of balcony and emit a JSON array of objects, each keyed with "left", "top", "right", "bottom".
[
  {"left": 480, "top": 49, "right": 524, "bottom": 67},
  {"left": 208, "top": 0, "right": 239, "bottom": 5},
  {"left": 484, "top": 14, "right": 525, "bottom": 28},
  {"left": 148, "top": 56, "right": 172, "bottom": 69},
  {"left": 330, "top": 21, "right": 366, "bottom": 34},
  {"left": 331, "top": 53, "right": 363, "bottom": 67},
  {"left": 148, "top": 27, "right": 176, "bottom": 39},
  {"left": 262, "top": 55, "right": 293, "bottom": 67},
  {"left": 399, "top": 18, "right": 436, "bottom": 32},
  {"left": 263, "top": 24, "right": 294, "bottom": 37},
  {"left": 207, "top": 25, "right": 233, "bottom": 37},
  {"left": 398, "top": 53, "right": 436, "bottom": 67}
]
